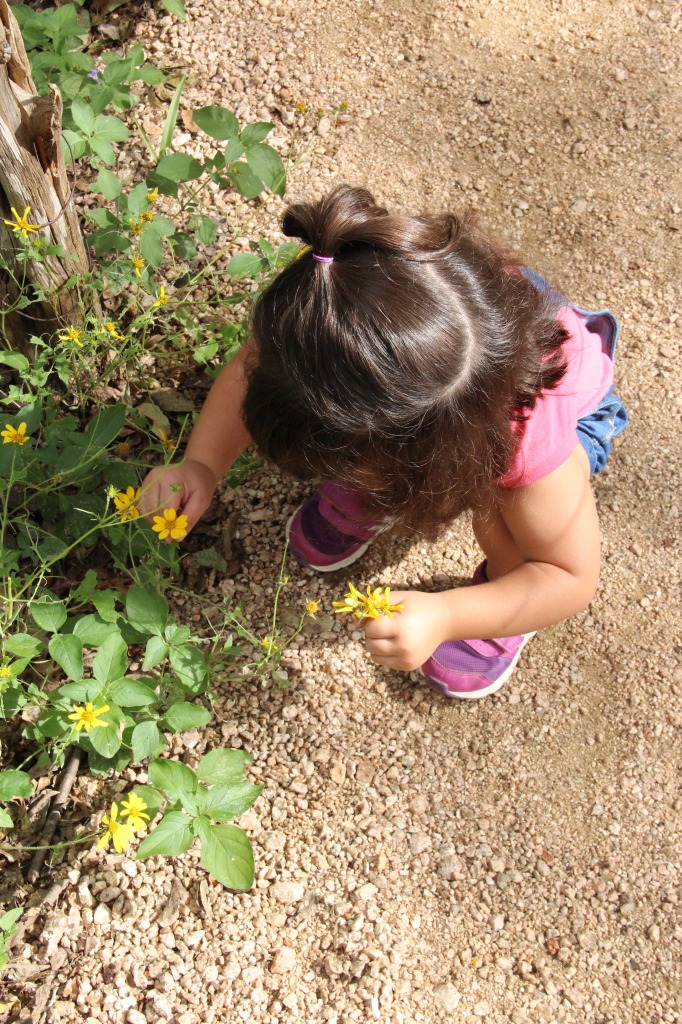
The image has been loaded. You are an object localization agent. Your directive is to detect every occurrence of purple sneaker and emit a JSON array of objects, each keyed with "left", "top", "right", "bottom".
[
  {"left": 420, "top": 561, "right": 535, "bottom": 699},
  {"left": 285, "top": 481, "right": 385, "bottom": 572}
]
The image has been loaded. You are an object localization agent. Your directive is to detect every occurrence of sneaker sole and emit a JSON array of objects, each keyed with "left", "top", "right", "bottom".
[
  {"left": 420, "top": 632, "right": 536, "bottom": 700},
  {"left": 285, "top": 513, "right": 370, "bottom": 572}
]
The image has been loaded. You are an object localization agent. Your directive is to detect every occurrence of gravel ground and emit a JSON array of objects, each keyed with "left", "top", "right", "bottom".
[{"left": 4, "top": 0, "right": 681, "bottom": 1022}]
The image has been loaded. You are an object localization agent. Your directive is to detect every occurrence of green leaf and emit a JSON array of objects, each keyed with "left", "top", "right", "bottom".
[
  {"left": 30, "top": 597, "right": 67, "bottom": 633},
  {"left": 194, "top": 105, "right": 239, "bottom": 141},
  {"left": 0, "top": 907, "right": 23, "bottom": 932},
  {"left": 0, "top": 770, "right": 32, "bottom": 801},
  {"left": 145, "top": 214, "right": 175, "bottom": 237},
  {"left": 136, "top": 810, "right": 193, "bottom": 859},
  {"left": 245, "top": 142, "right": 286, "bottom": 196},
  {"left": 0, "top": 352, "right": 30, "bottom": 373},
  {"left": 189, "top": 214, "right": 216, "bottom": 245},
  {"left": 48, "top": 634, "right": 83, "bottom": 681},
  {"left": 148, "top": 758, "right": 197, "bottom": 800},
  {"left": 169, "top": 644, "right": 208, "bottom": 694},
  {"left": 199, "top": 823, "right": 254, "bottom": 890},
  {"left": 88, "top": 137, "right": 116, "bottom": 166},
  {"left": 109, "top": 679, "right": 158, "bottom": 708},
  {"left": 228, "top": 161, "right": 264, "bottom": 199},
  {"left": 240, "top": 121, "right": 273, "bottom": 146},
  {"left": 131, "top": 720, "right": 165, "bottom": 763},
  {"left": 140, "top": 228, "right": 163, "bottom": 268},
  {"left": 156, "top": 152, "right": 203, "bottom": 183},
  {"left": 73, "top": 615, "right": 119, "bottom": 646},
  {"left": 93, "top": 114, "right": 130, "bottom": 143},
  {"left": 170, "top": 232, "right": 197, "bottom": 259},
  {"left": 196, "top": 748, "right": 252, "bottom": 787},
  {"left": 159, "top": 75, "right": 187, "bottom": 155},
  {"left": 89, "top": 716, "right": 122, "bottom": 758},
  {"left": 161, "top": 0, "right": 186, "bottom": 18},
  {"left": 55, "top": 681, "right": 91, "bottom": 702},
  {"left": 72, "top": 569, "right": 98, "bottom": 605},
  {"left": 71, "top": 96, "right": 97, "bottom": 134},
  {"left": 0, "top": 809, "right": 14, "bottom": 829},
  {"left": 199, "top": 781, "right": 262, "bottom": 822},
  {"left": 91, "top": 590, "right": 120, "bottom": 623},
  {"left": 224, "top": 137, "right": 245, "bottom": 163},
  {"left": 126, "top": 587, "right": 168, "bottom": 636},
  {"left": 87, "top": 403, "right": 126, "bottom": 449},
  {"left": 3, "top": 633, "right": 43, "bottom": 658},
  {"left": 126, "top": 181, "right": 149, "bottom": 216},
  {"left": 163, "top": 701, "right": 211, "bottom": 733},
  {"left": 192, "top": 548, "right": 227, "bottom": 571},
  {"left": 92, "top": 633, "right": 128, "bottom": 686},
  {"left": 226, "top": 252, "right": 265, "bottom": 279},
  {"left": 142, "top": 635, "right": 169, "bottom": 670},
  {"left": 93, "top": 168, "right": 121, "bottom": 200}
]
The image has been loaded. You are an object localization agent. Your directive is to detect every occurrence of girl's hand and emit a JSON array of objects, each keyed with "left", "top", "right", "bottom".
[
  {"left": 139, "top": 459, "right": 218, "bottom": 535},
  {"left": 363, "top": 591, "right": 454, "bottom": 672}
]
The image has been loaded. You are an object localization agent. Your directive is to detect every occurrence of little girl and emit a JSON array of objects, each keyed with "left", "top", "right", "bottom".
[{"left": 141, "top": 186, "right": 628, "bottom": 700}]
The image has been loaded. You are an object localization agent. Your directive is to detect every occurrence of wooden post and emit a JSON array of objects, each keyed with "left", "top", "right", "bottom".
[{"left": 0, "top": 0, "right": 89, "bottom": 350}]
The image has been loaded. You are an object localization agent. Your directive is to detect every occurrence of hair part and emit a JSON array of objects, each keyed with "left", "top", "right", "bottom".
[{"left": 243, "top": 185, "right": 567, "bottom": 538}]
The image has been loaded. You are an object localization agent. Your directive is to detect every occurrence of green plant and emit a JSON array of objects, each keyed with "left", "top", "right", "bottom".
[{"left": 0, "top": 907, "right": 23, "bottom": 974}]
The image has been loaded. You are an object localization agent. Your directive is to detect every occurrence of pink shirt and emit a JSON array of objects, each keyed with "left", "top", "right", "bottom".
[{"left": 498, "top": 306, "right": 614, "bottom": 488}]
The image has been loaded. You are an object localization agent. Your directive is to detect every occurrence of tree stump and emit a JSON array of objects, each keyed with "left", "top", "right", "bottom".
[{"left": 0, "top": 0, "right": 89, "bottom": 350}]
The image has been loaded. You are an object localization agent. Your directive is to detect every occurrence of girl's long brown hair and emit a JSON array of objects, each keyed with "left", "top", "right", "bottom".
[{"left": 243, "top": 185, "right": 568, "bottom": 538}]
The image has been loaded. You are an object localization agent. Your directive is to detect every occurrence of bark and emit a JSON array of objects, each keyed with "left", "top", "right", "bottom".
[{"left": 0, "top": 0, "right": 89, "bottom": 350}]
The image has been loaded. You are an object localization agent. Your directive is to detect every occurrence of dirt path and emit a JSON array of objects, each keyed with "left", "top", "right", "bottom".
[{"left": 7, "top": 1, "right": 681, "bottom": 1022}]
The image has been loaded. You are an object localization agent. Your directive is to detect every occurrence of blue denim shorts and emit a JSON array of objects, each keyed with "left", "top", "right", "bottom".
[{"left": 521, "top": 267, "right": 629, "bottom": 477}]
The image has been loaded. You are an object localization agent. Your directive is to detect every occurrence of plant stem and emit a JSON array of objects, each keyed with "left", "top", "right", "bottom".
[{"left": 26, "top": 748, "right": 81, "bottom": 883}]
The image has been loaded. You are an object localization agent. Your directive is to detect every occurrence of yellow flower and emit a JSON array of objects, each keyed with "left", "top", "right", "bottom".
[
  {"left": 261, "top": 636, "right": 279, "bottom": 653},
  {"left": 131, "top": 255, "right": 145, "bottom": 278},
  {"left": 96, "top": 803, "right": 136, "bottom": 854},
  {"left": 333, "top": 583, "right": 403, "bottom": 621},
  {"left": 103, "top": 321, "right": 124, "bottom": 341},
  {"left": 152, "top": 507, "right": 188, "bottom": 541},
  {"left": 129, "top": 218, "right": 143, "bottom": 235},
  {"left": 1, "top": 422, "right": 28, "bottom": 446},
  {"left": 305, "top": 600, "right": 319, "bottom": 618},
  {"left": 58, "top": 326, "right": 83, "bottom": 347},
  {"left": 151, "top": 286, "right": 169, "bottom": 309},
  {"left": 4, "top": 205, "right": 40, "bottom": 240},
  {"left": 295, "top": 102, "right": 307, "bottom": 113},
  {"left": 0, "top": 665, "right": 12, "bottom": 680},
  {"left": 339, "top": 101, "right": 349, "bottom": 112},
  {"left": 68, "top": 702, "right": 110, "bottom": 732},
  {"left": 146, "top": 187, "right": 159, "bottom": 203},
  {"left": 119, "top": 792, "right": 150, "bottom": 831},
  {"left": 158, "top": 429, "right": 176, "bottom": 453},
  {"left": 113, "top": 486, "right": 141, "bottom": 522},
  {"left": 140, "top": 210, "right": 154, "bottom": 223},
  {"left": 118, "top": 441, "right": 131, "bottom": 456}
]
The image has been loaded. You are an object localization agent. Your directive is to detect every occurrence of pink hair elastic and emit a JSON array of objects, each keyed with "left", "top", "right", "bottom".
[{"left": 312, "top": 253, "right": 334, "bottom": 263}]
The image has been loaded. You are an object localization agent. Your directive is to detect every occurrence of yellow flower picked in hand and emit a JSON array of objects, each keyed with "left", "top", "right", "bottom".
[
  {"left": 68, "top": 702, "right": 110, "bottom": 732},
  {"left": 1, "top": 422, "right": 28, "bottom": 446},
  {"left": 113, "top": 486, "right": 141, "bottom": 522},
  {"left": 333, "top": 583, "right": 404, "bottom": 621},
  {"left": 119, "top": 792, "right": 150, "bottom": 831},
  {"left": 97, "top": 802, "right": 136, "bottom": 854},
  {"left": 152, "top": 507, "right": 188, "bottom": 541}
]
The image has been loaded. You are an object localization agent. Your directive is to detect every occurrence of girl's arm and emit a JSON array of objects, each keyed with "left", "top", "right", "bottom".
[
  {"left": 364, "top": 446, "right": 602, "bottom": 670},
  {"left": 138, "top": 344, "right": 252, "bottom": 529}
]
